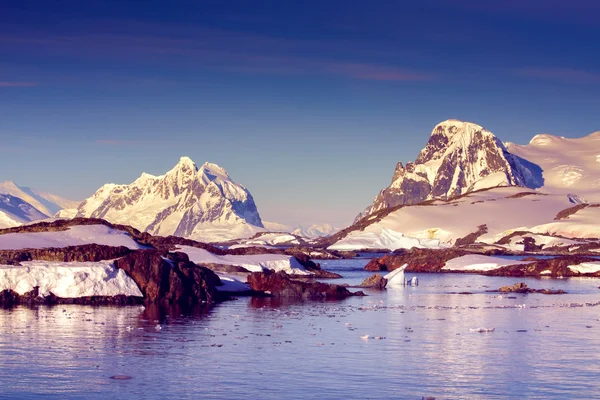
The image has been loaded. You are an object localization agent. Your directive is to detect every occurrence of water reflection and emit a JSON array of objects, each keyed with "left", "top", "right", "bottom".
[{"left": 1, "top": 268, "right": 600, "bottom": 399}]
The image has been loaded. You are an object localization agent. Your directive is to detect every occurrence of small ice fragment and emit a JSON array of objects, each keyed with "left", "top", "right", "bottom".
[{"left": 469, "top": 328, "right": 495, "bottom": 333}]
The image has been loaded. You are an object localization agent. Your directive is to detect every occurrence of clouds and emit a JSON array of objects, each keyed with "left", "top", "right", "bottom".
[{"left": 0, "top": 22, "right": 436, "bottom": 83}]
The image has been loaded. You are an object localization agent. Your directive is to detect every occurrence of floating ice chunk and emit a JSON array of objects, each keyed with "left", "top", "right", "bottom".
[
  {"left": 384, "top": 264, "right": 408, "bottom": 287},
  {"left": 469, "top": 328, "right": 495, "bottom": 333},
  {"left": 407, "top": 276, "right": 419, "bottom": 286}
]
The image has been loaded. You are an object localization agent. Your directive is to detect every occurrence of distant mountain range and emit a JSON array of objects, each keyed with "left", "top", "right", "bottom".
[
  {"left": 0, "top": 181, "right": 78, "bottom": 217},
  {"left": 0, "top": 181, "right": 79, "bottom": 228},
  {"left": 2, "top": 120, "right": 599, "bottom": 246}
]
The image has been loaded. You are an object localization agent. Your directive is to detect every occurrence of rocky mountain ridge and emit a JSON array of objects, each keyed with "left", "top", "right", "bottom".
[
  {"left": 357, "top": 119, "right": 543, "bottom": 221},
  {"left": 72, "top": 157, "right": 264, "bottom": 242}
]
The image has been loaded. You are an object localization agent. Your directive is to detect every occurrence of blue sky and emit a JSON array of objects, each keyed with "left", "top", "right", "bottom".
[{"left": 1, "top": 0, "right": 599, "bottom": 227}]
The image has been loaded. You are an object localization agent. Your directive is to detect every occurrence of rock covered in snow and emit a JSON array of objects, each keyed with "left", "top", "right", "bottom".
[
  {"left": 357, "top": 119, "right": 541, "bottom": 220},
  {"left": 0, "top": 260, "right": 143, "bottom": 298},
  {"left": 74, "top": 157, "right": 264, "bottom": 242}
]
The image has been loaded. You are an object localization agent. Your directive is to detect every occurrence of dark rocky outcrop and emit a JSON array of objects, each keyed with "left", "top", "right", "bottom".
[
  {"left": 365, "top": 248, "right": 469, "bottom": 272},
  {"left": 487, "top": 256, "right": 600, "bottom": 277},
  {"left": 359, "top": 274, "right": 388, "bottom": 289},
  {"left": 114, "top": 250, "right": 222, "bottom": 304},
  {"left": 0, "top": 244, "right": 133, "bottom": 265},
  {"left": 247, "top": 270, "right": 364, "bottom": 300},
  {"left": 364, "top": 248, "right": 600, "bottom": 277},
  {"left": 522, "top": 237, "right": 543, "bottom": 252},
  {"left": 491, "top": 282, "right": 566, "bottom": 295},
  {"left": 0, "top": 287, "right": 142, "bottom": 307},
  {"left": 455, "top": 224, "right": 488, "bottom": 246},
  {"left": 554, "top": 204, "right": 588, "bottom": 220}
]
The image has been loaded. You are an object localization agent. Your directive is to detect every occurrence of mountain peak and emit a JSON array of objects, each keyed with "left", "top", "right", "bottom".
[
  {"left": 176, "top": 156, "right": 198, "bottom": 169},
  {"left": 357, "top": 120, "right": 537, "bottom": 220},
  {"left": 199, "top": 162, "right": 230, "bottom": 181},
  {"left": 75, "top": 158, "right": 263, "bottom": 241}
]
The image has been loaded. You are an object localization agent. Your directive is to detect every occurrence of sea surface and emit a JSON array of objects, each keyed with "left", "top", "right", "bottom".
[{"left": 1, "top": 258, "right": 600, "bottom": 399}]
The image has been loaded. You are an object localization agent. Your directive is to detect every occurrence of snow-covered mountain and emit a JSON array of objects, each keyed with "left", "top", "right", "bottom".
[
  {"left": 0, "top": 181, "right": 79, "bottom": 217},
  {"left": 72, "top": 157, "right": 264, "bottom": 242},
  {"left": 292, "top": 223, "right": 339, "bottom": 238},
  {"left": 506, "top": 131, "right": 600, "bottom": 201},
  {"left": 0, "top": 194, "right": 49, "bottom": 228},
  {"left": 329, "top": 186, "right": 600, "bottom": 251},
  {"left": 357, "top": 120, "right": 542, "bottom": 221}
]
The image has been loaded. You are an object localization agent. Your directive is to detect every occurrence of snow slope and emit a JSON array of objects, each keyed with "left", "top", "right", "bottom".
[
  {"left": 240, "top": 233, "right": 300, "bottom": 247},
  {"left": 0, "top": 225, "right": 144, "bottom": 250},
  {"left": 330, "top": 187, "right": 597, "bottom": 251},
  {"left": 0, "top": 194, "right": 49, "bottom": 229},
  {"left": 292, "top": 224, "right": 339, "bottom": 238},
  {"left": 443, "top": 255, "right": 533, "bottom": 272},
  {"left": 0, "top": 181, "right": 78, "bottom": 216},
  {"left": 177, "top": 245, "right": 311, "bottom": 275},
  {"left": 506, "top": 131, "right": 600, "bottom": 201},
  {"left": 74, "top": 157, "right": 264, "bottom": 242},
  {"left": 0, "top": 260, "right": 142, "bottom": 297},
  {"left": 567, "top": 262, "right": 600, "bottom": 274}
]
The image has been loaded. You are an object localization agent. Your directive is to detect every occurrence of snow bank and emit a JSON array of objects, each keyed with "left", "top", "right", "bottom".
[
  {"left": 244, "top": 233, "right": 299, "bottom": 246},
  {"left": 0, "top": 225, "right": 144, "bottom": 250},
  {"left": 330, "top": 187, "right": 600, "bottom": 251},
  {"left": 567, "top": 262, "right": 600, "bottom": 274},
  {"left": 215, "top": 274, "right": 252, "bottom": 292},
  {"left": 500, "top": 234, "right": 583, "bottom": 252},
  {"left": 0, "top": 260, "right": 142, "bottom": 297},
  {"left": 176, "top": 246, "right": 311, "bottom": 275},
  {"left": 228, "top": 244, "right": 279, "bottom": 250},
  {"left": 328, "top": 228, "right": 446, "bottom": 251},
  {"left": 443, "top": 255, "right": 534, "bottom": 272}
]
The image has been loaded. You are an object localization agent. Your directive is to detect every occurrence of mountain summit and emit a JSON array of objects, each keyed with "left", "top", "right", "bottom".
[
  {"left": 74, "top": 157, "right": 264, "bottom": 242},
  {"left": 357, "top": 119, "right": 542, "bottom": 220}
]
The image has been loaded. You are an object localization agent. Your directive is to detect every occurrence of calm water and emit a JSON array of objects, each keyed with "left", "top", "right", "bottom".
[{"left": 1, "top": 259, "right": 600, "bottom": 400}]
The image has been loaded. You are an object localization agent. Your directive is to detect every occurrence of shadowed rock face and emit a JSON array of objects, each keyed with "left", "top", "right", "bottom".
[
  {"left": 357, "top": 120, "right": 541, "bottom": 221},
  {"left": 366, "top": 249, "right": 600, "bottom": 278},
  {"left": 360, "top": 274, "right": 387, "bottom": 289},
  {"left": 365, "top": 249, "right": 469, "bottom": 272},
  {"left": 0, "top": 244, "right": 133, "bottom": 265},
  {"left": 247, "top": 270, "right": 363, "bottom": 299},
  {"left": 114, "top": 250, "right": 222, "bottom": 304},
  {"left": 0, "top": 287, "right": 142, "bottom": 307}
]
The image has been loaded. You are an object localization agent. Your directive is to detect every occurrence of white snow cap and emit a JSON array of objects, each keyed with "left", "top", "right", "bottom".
[{"left": 434, "top": 119, "right": 485, "bottom": 135}]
